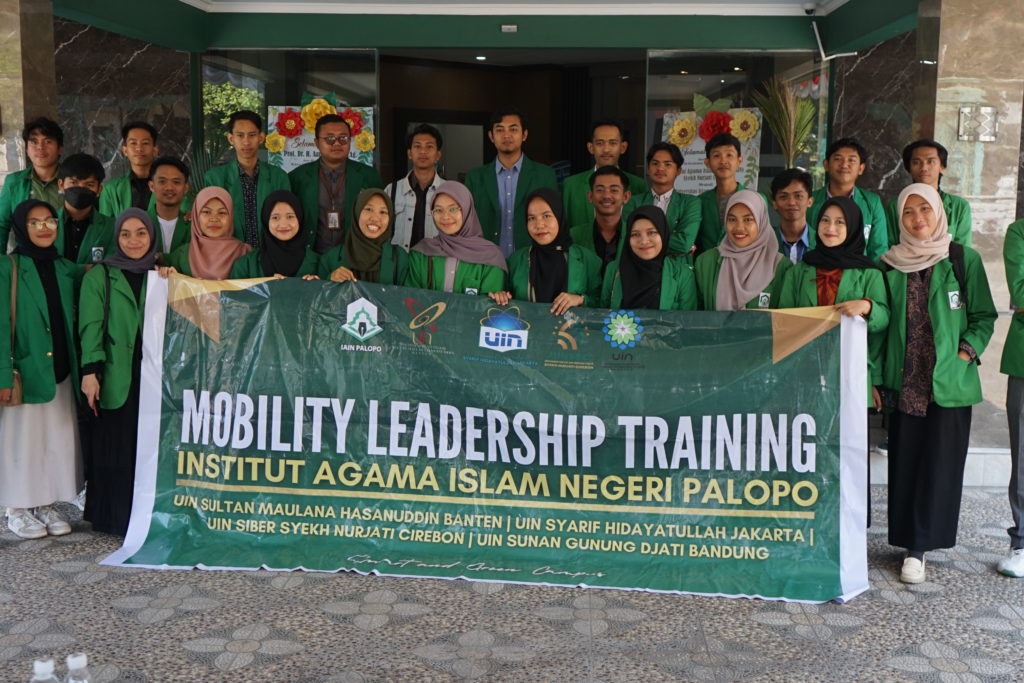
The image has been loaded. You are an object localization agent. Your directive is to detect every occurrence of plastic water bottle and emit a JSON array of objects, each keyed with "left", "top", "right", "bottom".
[
  {"left": 28, "top": 658, "right": 60, "bottom": 683},
  {"left": 64, "top": 653, "right": 92, "bottom": 683}
]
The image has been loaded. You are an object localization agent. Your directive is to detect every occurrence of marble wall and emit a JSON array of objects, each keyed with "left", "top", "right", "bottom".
[{"left": 54, "top": 18, "right": 191, "bottom": 178}]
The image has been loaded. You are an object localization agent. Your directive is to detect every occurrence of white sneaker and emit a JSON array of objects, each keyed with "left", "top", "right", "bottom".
[
  {"left": 6, "top": 508, "right": 47, "bottom": 539},
  {"left": 875, "top": 439, "right": 889, "bottom": 457},
  {"left": 900, "top": 556, "right": 926, "bottom": 584},
  {"left": 33, "top": 505, "right": 71, "bottom": 536},
  {"left": 997, "top": 548, "right": 1024, "bottom": 577}
]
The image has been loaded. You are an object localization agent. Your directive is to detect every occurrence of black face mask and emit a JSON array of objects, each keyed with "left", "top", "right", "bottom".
[{"left": 63, "top": 186, "right": 96, "bottom": 210}]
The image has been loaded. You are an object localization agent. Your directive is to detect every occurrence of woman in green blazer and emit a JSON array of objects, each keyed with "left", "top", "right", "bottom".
[
  {"left": 79, "top": 208, "right": 160, "bottom": 535},
  {"left": 319, "top": 188, "right": 408, "bottom": 285},
  {"left": 229, "top": 190, "right": 319, "bottom": 280},
  {"left": 0, "top": 200, "right": 82, "bottom": 539},
  {"left": 879, "top": 183, "right": 997, "bottom": 584},
  {"left": 490, "top": 187, "right": 601, "bottom": 315},
  {"left": 165, "top": 187, "right": 252, "bottom": 279},
  {"left": 695, "top": 190, "right": 790, "bottom": 310},
  {"left": 405, "top": 181, "right": 506, "bottom": 296},
  {"left": 601, "top": 205, "right": 697, "bottom": 311}
]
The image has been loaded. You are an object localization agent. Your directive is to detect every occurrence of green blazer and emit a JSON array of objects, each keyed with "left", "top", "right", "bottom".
[
  {"left": 506, "top": 244, "right": 602, "bottom": 306},
  {"left": 229, "top": 249, "right": 320, "bottom": 279},
  {"left": 562, "top": 168, "right": 647, "bottom": 230},
  {"left": 881, "top": 247, "right": 996, "bottom": 406},
  {"left": 317, "top": 243, "right": 408, "bottom": 285},
  {"left": 569, "top": 219, "right": 625, "bottom": 258},
  {"left": 695, "top": 183, "right": 763, "bottom": 255},
  {"left": 810, "top": 186, "right": 888, "bottom": 262},
  {"left": 464, "top": 155, "right": 558, "bottom": 250},
  {"left": 78, "top": 266, "right": 145, "bottom": 410},
  {"left": 884, "top": 191, "right": 972, "bottom": 247},
  {"left": 288, "top": 159, "right": 383, "bottom": 250},
  {"left": 693, "top": 248, "right": 791, "bottom": 311},
  {"left": 0, "top": 254, "right": 80, "bottom": 402},
  {"left": 1003, "top": 219, "right": 1024, "bottom": 378},
  {"left": 778, "top": 262, "right": 890, "bottom": 386},
  {"left": 0, "top": 168, "right": 34, "bottom": 251},
  {"left": 624, "top": 190, "right": 702, "bottom": 257},
  {"left": 56, "top": 208, "right": 116, "bottom": 265},
  {"left": 148, "top": 207, "right": 191, "bottom": 263},
  {"left": 204, "top": 160, "right": 291, "bottom": 243},
  {"left": 404, "top": 251, "right": 505, "bottom": 295},
  {"left": 98, "top": 173, "right": 159, "bottom": 218},
  {"left": 600, "top": 257, "right": 697, "bottom": 311}
]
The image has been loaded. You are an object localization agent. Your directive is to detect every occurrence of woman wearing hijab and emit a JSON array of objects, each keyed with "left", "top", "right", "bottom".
[
  {"left": 779, "top": 196, "right": 891, "bottom": 407},
  {"left": 165, "top": 186, "right": 252, "bottom": 279},
  {"left": 695, "top": 190, "right": 790, "bottom": 310},
  {"left": 880, "top": 183, "right": 996, "bottom": 584},
  {"left": 319, "top": 188, "right": 408, "bottom": 285},
  {"left": 230, "top": 191, "right": 319, "bottom": 279},
  {"left": 600, "top": 205, "right": 697, "bottom": 310},
  {"left": 0, "top": 200, "right": 81, "bottom": 539},
  {"left": 405, "top": 181, "right": 506, "bottom": 295},
  {"left": 489, "top": 188, "right": 601, "bottom": 315},
  {"left": 79, "top": 208, "right": 158, "bottom": 535}
]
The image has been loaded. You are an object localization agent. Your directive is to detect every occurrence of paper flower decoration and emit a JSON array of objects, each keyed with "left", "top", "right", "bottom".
[
  {"left": 698, "top": 110, "right": 733, "bottom": 142},
  {"left": 340, "top": 107, "right": 366, "bottom": 137},
  {"left": 668, "top": 118, "right": 697, "bottom": 148},
  {"left": 264, "top": 131, "right": 285, "bottom": 153},
  {"left": 275, "top": 109, "right": 304, "bottom": 138},
  {"left": 354, "top": 130, "right": 376, "bottom": 153},
  {"left": 300, "top": 98, "right": 337, "bottom": 134},
  {"left": 729, "top": 110, "right": 760, "bottom": 142}
]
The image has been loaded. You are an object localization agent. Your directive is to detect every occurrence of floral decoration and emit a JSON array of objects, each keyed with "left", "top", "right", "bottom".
[
  {"left": 300, "top": 97, "right": 337, "bottom": 134},
  {"left": 729, "top": 109, "right": 760, "bottom": 141},
  {"left": 668, "top": 118, "right": 697, "bottom": 148},
  {"left": 275, "top": 108, "right": 304, "bottom": 138},
  {"left": 698, "top": 110, "right": 734, "bottom": 142},
  {"left": 340, "top": 107, "right": 366, "bottom": 136},
  {"left": 354, "top": 130, "right": 376, "bottom": 153},
  {"left": 264, "top": 132, "right": 286, "bottom": 153}
]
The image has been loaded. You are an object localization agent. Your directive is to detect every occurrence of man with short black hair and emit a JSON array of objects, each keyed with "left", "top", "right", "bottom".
[
  {"left": 771, "top": 168, "right": 815, "bottom": 263},
  {"left": 289, "top": 113, "right": 383, "bottom": 254},
  {"left": 99, "top": 121, "right": 160, "bottom": 217},
  {"left": 148, "top": 156, "right": 191, "bottom": 260},
  {"left": 0, "top": 116, "right": 64, "bottom": 251},
  {"left": 570, "top": 166, "right": 632, "bottom": 275},
  {"left": 884, "top": 139, "right": 972, "bottom": 246},
  {"left": 696, "top": 132, "right": 759, "bottom": 254},
  {"left": 55, "top": 153, "right": 115, "bottom": 264},
  {"left": 810, "top": 137, "right": 888, "bottom": 261},
  {"left": 465, "top": 108, "right": 558, "bottom": 256},
  {"left": 562, "top": 120, "right": 647, "bottom": 229},
  {"left": 386, "top": 123, "right": 445, "bottom": 250},
  {"left": 204, "top": 110, "right": 290, "bottom": 249},
  {"left": 625, "top": 142, "right": 701, "bottom": 259}
]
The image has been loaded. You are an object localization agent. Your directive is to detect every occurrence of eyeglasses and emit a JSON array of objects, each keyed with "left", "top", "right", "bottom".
[
  {"left": 27, "top": 218, "right": 57, "bottom": 230},
  {"left": 318, "top": 135, "right": 350, "bottom": 145},
  {"left": 431, "top": 206, "right": 461, "bottom": 218}
]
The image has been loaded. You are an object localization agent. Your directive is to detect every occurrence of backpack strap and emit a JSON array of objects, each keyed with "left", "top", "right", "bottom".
[
  {"left": 102, "top": 265, "right": 114, "bottom": 346},
  {"left": 948, "top": 242, "right": 968, "bottom": 310}
]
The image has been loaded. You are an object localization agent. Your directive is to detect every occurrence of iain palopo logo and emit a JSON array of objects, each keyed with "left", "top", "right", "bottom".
[
  {"left": 341, "top": 297, "right": 383, "bottom": 342},
  {"left": 478, "top": 307, "right": 530, "bottom": 352}
]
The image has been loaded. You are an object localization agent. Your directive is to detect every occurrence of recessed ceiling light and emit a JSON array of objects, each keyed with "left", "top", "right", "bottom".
[
  {"left": 733, "top": 66, "right": 743, "bottom": 71},
  {"left": 475, "top": 55, "right": 486, "bottom": 61},
  {"left": 679, "top": 70, "right": 689, "bottom": 75},
  {"left": 720, "top": 79, "right": 725, "bottom": 83}
]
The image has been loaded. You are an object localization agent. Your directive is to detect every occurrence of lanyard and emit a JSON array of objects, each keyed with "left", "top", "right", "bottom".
[{"left": 319, "top": 166, "right": 347, "bottom": 210}]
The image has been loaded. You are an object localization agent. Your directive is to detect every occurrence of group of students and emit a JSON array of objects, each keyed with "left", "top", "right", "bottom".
[{"left": 0, "top": 108, "right": 1018, "bottom": 588}]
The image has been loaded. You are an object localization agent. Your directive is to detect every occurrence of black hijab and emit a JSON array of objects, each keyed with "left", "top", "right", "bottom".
[
  {"left": 525, "top": 188, "right": 572, "bottom": 303},
  {"left": 11, "top": 200, "right": 60, "bottom": 261},
  {"left": 619, "top": 205, "right": 669, "bottom": 310},
  {"left": 259, "top": 191, "right": 307, "bottom": 277},
  {"left": 803, "top": 196, "right": 878, "bottom": 270},
  {"left": 102, "top": 208, "right": 158, "bottom": 274}
]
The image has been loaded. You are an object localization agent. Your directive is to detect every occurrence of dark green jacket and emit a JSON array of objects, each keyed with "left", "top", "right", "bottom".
[
  {"left": 811, "top": 186, "right": 888, "bottom": 262},
  {"left": 693, "top": 248, "right": 791, "bottom": 310},
  {"left": 317, "top": 243, "right": 408, "bottom": 285},
  {"left": 148, "top": 207, "right": 191, "bottom": 264},
  {"left": 98, "top": 173, "right": 157, "bottom": 217},
  {"left": 78, "top": 265, "right": 145, "bottom": 410},
  {"left": 562, "top": 168, "right": 647, "bottom": 230},
  {"left": 695, "top": 183, "right": 762, "bottom": 255},
  {"left": 229, "top": 249, "right": 320, "bottom": 279},
  {"left": 288, "top": 159, "right": 383, "bottom": 250},
  {"left": 624, "top": 190, "right": 702, "bottom": 257},
  {"left": 204, "top": 160, "right": 291, "bottom": 243},
  {"left": 506, "top": 244, "right": 602, "bottom": 306},
  {"left": 0, "top": 254, "right": 80, "bottom": 402},
  {"left": 404, "top": 251, "right": 505, "bottom": 295},
  {"left": 56, "top": 208, "right": 116, "bottom": 265},
  {"left": 464, "top": 155, "right": 558, "bottom": 250},
  {"left": 884, "top": 191, "right": 972, "bottom": 247},
  {"left": 881, "top": 247, "right": 996, "bottom": 406},
  {"left": 600, "top": 257, "right": 698, "bottom": 311},
  {"left": 569, "top": 219, "right": 625, "bottom": 260},
  {"left": 1002, "top": 219, "right": 1024, "bottom": 378},
  {"left": 0, "top": 168, "right": 37, "bottom": 251}
]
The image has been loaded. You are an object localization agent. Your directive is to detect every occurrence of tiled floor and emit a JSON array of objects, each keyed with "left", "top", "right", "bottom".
[{"left": 2, "top": 486, "right": 1023, "bottom": 682}]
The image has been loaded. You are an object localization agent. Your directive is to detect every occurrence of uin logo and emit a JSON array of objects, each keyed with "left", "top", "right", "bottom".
[
  {"left": 405, "top": 298, "right": 447, "bottom": 344},
  {"left": 479, "top": 307, "right": 530, "bottom": 352},
  {"left": 602, "top": 310, "right": 643, "bottom": 350},
  {"left": 341, "top": 297, "right": 383, "bottom": 342}
]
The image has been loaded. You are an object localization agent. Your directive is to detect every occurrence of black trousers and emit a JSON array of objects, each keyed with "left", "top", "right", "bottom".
[{"left": 888, "top": 404, "right": 972, "bottom": 552}]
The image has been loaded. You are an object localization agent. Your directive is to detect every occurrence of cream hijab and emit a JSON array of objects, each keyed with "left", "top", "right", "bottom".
[
  {"left": 716, "top": 190, "right": 782, "bottom": 311},
  {"left": 880, "top": 183, "right": 951, "bottom": 273}
]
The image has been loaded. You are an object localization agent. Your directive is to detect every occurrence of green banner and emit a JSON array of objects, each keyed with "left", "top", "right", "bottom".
[{"left": 104, "top": 274, "right": 868, "bottom": 602}]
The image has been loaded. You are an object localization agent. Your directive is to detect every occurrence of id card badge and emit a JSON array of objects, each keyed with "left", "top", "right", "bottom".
[
  {"left": 757, "top": 292, "right": 771, "bottom": 309},
  {"left": 327, "top": 211, "right": 341, "bottom": 230},
  {"left": 948, "top": 291, "right": 962, "bottom": 310},
  {"left": 463, "top": 288, "right": 479, "bottom": 296}
]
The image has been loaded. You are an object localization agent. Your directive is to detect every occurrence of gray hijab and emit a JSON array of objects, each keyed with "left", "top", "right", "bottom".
[
  {"left": 715, "top": 190, "right": 782, "bottom": 311},
  {"left": 412, "top": 181, "right": 508, "bottom": 272},
  {"left": 102, "top": 208, "right": 158, "bottom": 273}
]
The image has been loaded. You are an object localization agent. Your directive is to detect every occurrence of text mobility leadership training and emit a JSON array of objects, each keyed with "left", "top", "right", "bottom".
[{"left": 103, "top": 274, "right": 869, "bottom": 603}]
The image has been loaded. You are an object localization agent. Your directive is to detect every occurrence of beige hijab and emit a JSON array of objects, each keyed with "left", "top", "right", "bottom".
[
  {"left": 716, "top": 190, "right": 782, "bottom": 311},
  {"left": 187, "top": 187, "right": 253, "bottom": 280},
  {"left": 880, "top": 183, "right": 951, "bottom": 273}
]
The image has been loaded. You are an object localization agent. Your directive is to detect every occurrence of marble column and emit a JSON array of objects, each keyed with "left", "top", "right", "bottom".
[{"left": 0, "top": 0, "right": 56, "bottom": 177}]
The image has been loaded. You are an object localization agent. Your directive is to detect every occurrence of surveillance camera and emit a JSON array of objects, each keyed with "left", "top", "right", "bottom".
[{"left": 803, "top": 2, "right": 816, "bottom": 14}]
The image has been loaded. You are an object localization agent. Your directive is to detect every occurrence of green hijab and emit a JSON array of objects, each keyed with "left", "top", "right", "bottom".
[{"left": 344, "top": 188, "right": 394, "bottom": 282}]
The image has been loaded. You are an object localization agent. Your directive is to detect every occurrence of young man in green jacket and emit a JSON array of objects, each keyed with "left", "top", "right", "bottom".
[
  {"left": 0, "top": 117, "right": 64, "bottom": 252},
  {"left": 562, "top": 120, "right": 646, "bottom": 229},
  {"left": 289, "top": 113, "right": 382, "bottom": 254},
  {"left": 696, "top": 133, "right": 761, "bottom": 255},
  {"left": 204, "top": 110, "right": 290, "bottom": 249},
  {"left": 148, "top": 156, "right": 191, "bottom": 262},
  {"left": 884, "top": 139, "right": 972, "bottom": 247},
  {"left": 1000, "top": 217, "right": 1024, "bottom": 577},
  {"left": 55, "top": 154, "right": 115, "bottom": 264},
  {"left": 570, "top": 166, "right": 631, "bottom": 276},
  {"left": 771, "top": 168, "right": 816, "bottom": 263},
  {"left": 99, "top": 121, "right": 159, "bottom": 217},
  {"left": 625, "top": 142, "right": 701, "bottom": 259},
  {"left": 464, "top": 108, "right": 558, "bottom": 257}
]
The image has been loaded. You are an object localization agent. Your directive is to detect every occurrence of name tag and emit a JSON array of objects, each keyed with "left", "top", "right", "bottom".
[
  {"left": 864, "top": 224, "right": 872, "bottom": 240},
  {"left": 327, "top": 211, "right": 341, "bottom": 229},
  {"left": 757, "top": 292, "right": 771, "bottom": 309},
  {"left": 948, "top": 290, "right": 962, "bottom": 310},
  {"left": 464, "top": 288, "right": 479, "bottom": 296},
  {"left": 90, "top": 247, "right": 105, "bottom": 263}
]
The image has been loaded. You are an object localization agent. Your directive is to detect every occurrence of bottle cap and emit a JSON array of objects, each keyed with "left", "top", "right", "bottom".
[
  {"left": 34, "top": 658, "right": 55, "bottom": 675},
  {"left": 66, "top": 652, "right": 88, "bottom": 669}
]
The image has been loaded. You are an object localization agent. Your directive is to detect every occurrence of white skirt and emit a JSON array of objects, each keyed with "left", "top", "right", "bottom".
[{"left": 0, "top": 378, "right": 83, "bottom": 508}]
